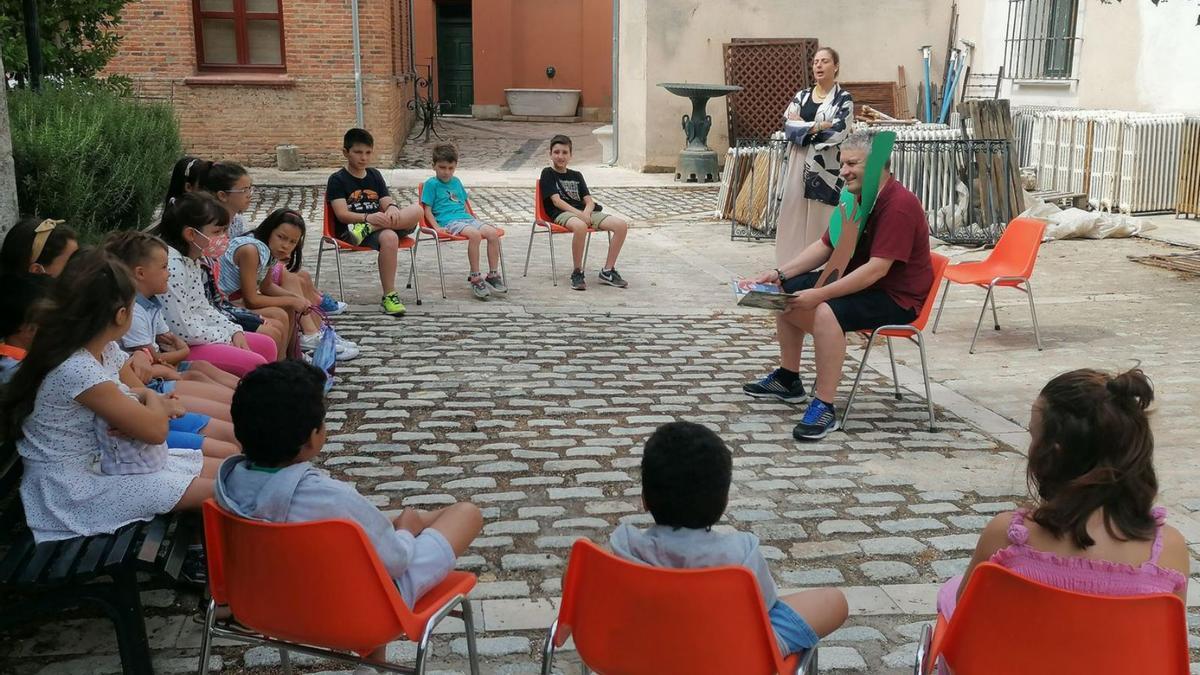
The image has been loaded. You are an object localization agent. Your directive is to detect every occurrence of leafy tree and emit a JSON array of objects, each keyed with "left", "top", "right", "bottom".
[{"left": 0, "top": 0, "right": 132, "bottom": 86}]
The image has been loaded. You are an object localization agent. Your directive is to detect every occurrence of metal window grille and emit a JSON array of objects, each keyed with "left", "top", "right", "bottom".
[{"left": 1004, "top": 0, "right": 1081, "bottom": 80}]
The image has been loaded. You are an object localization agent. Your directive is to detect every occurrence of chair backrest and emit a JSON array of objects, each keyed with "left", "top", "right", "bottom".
[
  {"left": 201, "top": 500, "right": 411, "bottom": 656},
  {"left": 322, "top": 201, "right": 337, "bottom": 240},
  {"left": 555, "top": 539, "right": 791, "bottom": 675},
  {"left": 909, "top": 251, "right": 949, "bottom": 331},
  {"left": 990, "top": 217, "right": 1046, "bottom": 278},
  {"left": 533, "top": 181, "right": 551, "bottom": 223},
  {"left": 942, "top": 562, "right": 1189, "bottom": 674}
]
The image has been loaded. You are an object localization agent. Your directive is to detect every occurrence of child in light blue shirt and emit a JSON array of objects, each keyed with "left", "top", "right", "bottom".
[{"left": 420, "top": 143, "right": 506, "bottom": 300}]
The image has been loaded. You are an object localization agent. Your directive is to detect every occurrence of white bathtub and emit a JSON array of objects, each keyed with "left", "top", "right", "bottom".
[{"left": 505, "top": 88, "right": 581, "bottom": 117}]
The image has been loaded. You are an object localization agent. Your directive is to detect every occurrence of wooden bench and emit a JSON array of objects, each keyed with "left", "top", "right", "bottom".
[{"left": 0, "top": 443, "right": 198, "bottom": 674}]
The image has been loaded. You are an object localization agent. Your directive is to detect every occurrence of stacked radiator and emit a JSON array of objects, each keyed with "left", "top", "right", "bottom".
[
  {"left": 1179, "top": 117, "right": 1200, "bottom": 218},
  {"left": 1013, "top": 108, "right": 1187, "bottom": 214}
]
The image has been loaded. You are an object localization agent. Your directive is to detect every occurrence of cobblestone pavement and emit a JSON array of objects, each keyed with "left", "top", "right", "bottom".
[{"left": 396, "top": 119, "right": 605, "bottom": 171}]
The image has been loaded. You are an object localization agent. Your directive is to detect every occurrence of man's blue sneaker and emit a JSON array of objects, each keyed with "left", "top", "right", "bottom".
[
  {"left": 742, "top": 368, "right": 808, "bottom": 403},
  {"left": 793, "top": 398, "right": 839, "bottom": 441}
]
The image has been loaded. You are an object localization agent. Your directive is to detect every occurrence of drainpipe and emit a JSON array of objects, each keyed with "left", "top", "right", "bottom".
[
  {"left": 350, "top": 0, "right": 365, "bottom": 128},
  {"left": 407, "top": 0, "right": 417, "bottom": 76},
  {"left": 608, "top": 0, "right": 619, "bottom": 166}
]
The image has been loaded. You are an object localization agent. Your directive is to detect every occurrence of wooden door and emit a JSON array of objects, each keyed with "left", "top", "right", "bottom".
[{"left": 436, "top": 3, "right": 473, "bottom": 115}]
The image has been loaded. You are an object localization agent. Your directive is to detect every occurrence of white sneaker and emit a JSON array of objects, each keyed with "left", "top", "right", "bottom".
[
  {"left": 298, "top": 332, "right": 320, "bottom": 352},
  {"left": 334, "top": 335, "right": 358, "bottom": 351},
  {"left": 334, "top": 343, "right": 360, "bottom": 361}
]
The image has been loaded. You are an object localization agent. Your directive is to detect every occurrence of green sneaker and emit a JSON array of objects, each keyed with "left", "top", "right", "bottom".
[
  {"left": 347, "top": 221, "right": 371, "bottom": 245},
  {"left": 381, "top": 292, "right": 406, "bottom": 316}
]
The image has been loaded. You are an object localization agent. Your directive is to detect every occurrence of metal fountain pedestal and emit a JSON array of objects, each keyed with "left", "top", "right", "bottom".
[{"left": 658, "top": 82, "right": 742, "bottom": 183}]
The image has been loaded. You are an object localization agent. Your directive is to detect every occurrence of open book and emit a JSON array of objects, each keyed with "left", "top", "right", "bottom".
[{"left": 731, "top": 277, "right": 793, "bottom": 311}]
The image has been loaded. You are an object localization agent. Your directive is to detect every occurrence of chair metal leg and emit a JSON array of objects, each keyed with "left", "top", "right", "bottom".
[
  {"left": 914, "top": 622, "right": 932, "bottom": 675},
  {"left": 409, "top": 248, "right": 422, "bottom": 306},
  {"left": 333, "top": 246, "right": 345, "bottom": 302},
  {"left": 989, "top": 287, "right": 1000, "bottom": 330},
  {"left": 916, "top": 332, "right": 936, "bottom": 432},
  {"left": 315, "top": 243, "right": 325, "bottom": 292},
  {"left": 279, "top": 648, "right": 293, "bottom": 675},
  {"left": 931, "top": 279, "right": 950, "bottom": 333},
  {"left": 547, "top": 227, "right": 558, "bottom": 285},
  {"left": 841, "top": 330, "right": 878, "bottom": 429},
  {"left": 498, "top": 241, "right": 508, "bottom": 288},
  {"left": 582, "top": 231, "right": 592, "bottom": 271},
  {"left": 886, "top": 336, "right": 901, "bottom": 400},
  {"left": 798, "top": 645, "right": 818, "bottom": 674},
  {"left": 523, "top": 221, "right": 537, "bottom": 278},
  {"left": 461, "top": 600, "right": 481, "bottom": 675},
  {"left": 540, "top": 620, "right": 559, "bottom": 675},
  {"left": 434, "top": 236, "right": 448, "bottom": 299},
  {"left": 1025, "top": 278, "right": 1044, "bottom": 350},
  {"left": 968, "top": 284, "right": 995, "bottom": 354},
  {"left": 197, "top": 599, "right": 217, "bottom": 675}
]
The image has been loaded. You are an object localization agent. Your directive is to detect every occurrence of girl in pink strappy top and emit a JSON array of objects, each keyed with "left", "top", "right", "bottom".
[{"left": 938, "top": 368, "right": 1189, "bottom": 623}]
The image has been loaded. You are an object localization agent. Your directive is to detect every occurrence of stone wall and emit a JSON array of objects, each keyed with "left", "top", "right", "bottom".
[{"left": 105, "top": 0, "right": 416, "bottom": 168}]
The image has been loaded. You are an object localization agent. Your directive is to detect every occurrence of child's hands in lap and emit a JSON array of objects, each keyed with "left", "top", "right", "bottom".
[{"left": 394, "top": 508, "right": 428, "bottom": 536}]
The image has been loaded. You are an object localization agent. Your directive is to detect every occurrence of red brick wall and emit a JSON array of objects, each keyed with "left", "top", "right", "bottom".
[{"left": 107, "top": 0, "right": 416, "bottom": 168}]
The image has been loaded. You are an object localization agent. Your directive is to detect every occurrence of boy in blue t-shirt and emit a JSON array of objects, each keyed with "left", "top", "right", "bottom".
[{"left": 420, "top": 143, "right": 506, "bottom": 300}]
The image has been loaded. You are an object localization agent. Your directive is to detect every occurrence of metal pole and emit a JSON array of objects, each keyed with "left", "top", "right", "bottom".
[
  {"left": 350, "top": 0, "right": 365, "bottom": 128},
  {"left": 22, "top": 0, "right": 42, "bottom": 90},
  {"left": 608, "top": 0, "right": 619, "bottom": 166}
]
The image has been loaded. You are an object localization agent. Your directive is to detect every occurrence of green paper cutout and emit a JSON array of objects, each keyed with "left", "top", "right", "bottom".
[{"left": 828, "top": 131, "right": 897, "bottom": 247}]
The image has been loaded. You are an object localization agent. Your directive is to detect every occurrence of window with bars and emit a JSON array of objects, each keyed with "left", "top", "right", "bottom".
[
  {"left": 1004, "top": 0, "right": 1081, "bottom": 80},
  {"left": 193, "top": 0, "right": 287, "bottom": 71}
]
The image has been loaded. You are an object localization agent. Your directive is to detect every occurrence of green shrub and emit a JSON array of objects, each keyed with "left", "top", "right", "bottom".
[{"left": 8, "top": 81, "right": 181, "bottom": 240}]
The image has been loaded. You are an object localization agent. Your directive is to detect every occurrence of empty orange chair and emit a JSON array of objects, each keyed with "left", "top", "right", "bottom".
[
  {"left": 914, "top": 562, "right": 1189, "bottom": 675},
  {"left": 931, "top": 217, "right": 1046, "bottom": 353},
  {"left": 540, "top": 539, "right": 816, "bottom": 675},
  {"left": 842, "top": 252, "right": 949, "bottom": 433},
  {"left": 523, "top": 182, "right": 611, "bottom": 286},
  {"left": 198, "top": 500, "right": 480, "bottom": 675},
  {"left": 414, "top": 183, "right": 508, "bottom": 299},
  {"left": 315, "top": 200, "right": 423, "bottom": 305}
]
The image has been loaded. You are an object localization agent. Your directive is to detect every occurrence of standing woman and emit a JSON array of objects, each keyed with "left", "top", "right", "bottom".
[{"left": 775, "top": 47, "right": 854, "bottom": 265}]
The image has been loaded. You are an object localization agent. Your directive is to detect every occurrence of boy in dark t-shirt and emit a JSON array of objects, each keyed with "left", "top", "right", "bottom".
[
  {"left": 326, "top": 128, "right": 424, "bottom": 316},
  {"left": 538, "top": 134, "right": 630, "bottom": 291}
]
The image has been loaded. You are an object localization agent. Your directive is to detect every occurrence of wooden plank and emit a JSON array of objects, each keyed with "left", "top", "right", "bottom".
[
  {"left": 896, "top": 66, "right": 911, "bottom": 119},
  {"left": 137, "top": 516, "right": 170, "bottom": 565},
  {"left": 104, "top": 523, "right": 142, "bottom": 569},
  {"left": 46, "top": 538, "right": 86, "bottom": 582},
  {"left": 76, "top": 534, "right": 115, "bottom": 577},
  {"left": 16, "top": 540, "right": 61, "bottom": 585},
  {"left": 842, "top": 81, "right": 900, "bottom": 118}
]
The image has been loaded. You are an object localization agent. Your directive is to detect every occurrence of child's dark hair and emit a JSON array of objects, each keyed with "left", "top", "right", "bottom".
[
  {"left": 162, "top": 156, "right": 212, "bottom": 213},
  {"left": 103, "top": 230, "right": 169, "bottom": 268},
  {"left": 549, "top": 134, "right": 573, "bottom": 151},
  {"left": 641, "top": 421, "right": 732, "bottom": 529},
  {"left": 253, "top": 209, "right": 306, "bottom": 272},
  {"left": 1, "top": 250, "right": 135, "bottom": 442},
  {"left": 231, "top": 360, "right": 327, "bottom": 467},
  {"left": 1028, "top": 368, "right": 1158, "bottom": 549},
  {"left": 0, "top": 217, "right": 79, "bottom": 274},
  {"left": 344, "top": 128, "right": 374, "bottom": 149},
  {"left": 199, "top": 161, "right": 249, "bottom": 195},
  {"left": 153, "top": 192, "right": 231, "bottom": 256},
  {"left": 0, "top": 272, "right": 52, "bottom": 339},
  {"left": 432, "top": 143, "right": 458, "bottom": 164}
]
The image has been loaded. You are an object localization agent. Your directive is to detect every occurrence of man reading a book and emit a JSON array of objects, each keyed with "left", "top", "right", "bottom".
[{"left": 741, "top": 130, "right": 934, "bottom": 441}]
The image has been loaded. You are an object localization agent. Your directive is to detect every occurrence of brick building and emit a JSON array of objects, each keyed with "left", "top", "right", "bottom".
[{"left": 106, "top": 0, "right": 417, "bottom": 167}]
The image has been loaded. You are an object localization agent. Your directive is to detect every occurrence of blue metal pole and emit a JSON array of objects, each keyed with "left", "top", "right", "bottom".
[{"left": 920, "top": 46, "right": 932, "bottom": 123}]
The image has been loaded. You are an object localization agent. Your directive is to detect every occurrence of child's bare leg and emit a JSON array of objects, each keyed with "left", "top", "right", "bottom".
[
  {"left": 255, "top": 307, "right": 291, "bottom": 360},
  {"left": 179, "top": 368, "right": 217, "bottom": 386},
  {"left": 463, "top": 228, "right": 483, "bottom": 274},
  {"left": 199, "top": 418, "right": 238, "bottom": 445},
  {"left": 178, "top": 395, "right": 232, "bottom": 423},
  {"left": 171, "top": 476, "right": 216, "bottom": 512},
  {"left": 599, "top": 217, "right": 629, "bottom": 269},
  {"left": 201, "top": 438, "right": 239, "bottom": 459},
  {"left": 175, "top": 380, "right": 234, "bottom": 405},
  {"left": 386, "top": 204, "right": 423, "bottom": 231},
  {"left": 481, "top": 225, "right": 501, "bottom": 272},
  {"left": 299, "top": 311, "right": 321, "bottom": 336},
  {"left": 376, "top": 230, "right": 400, "bottom": 295},
  {"left": 285, "top": 269, "right": 323, "bottom": 305},
  {"left": 564, "top": 218, "right": 588, "bottom": 270},
  {"left": 183, "top": 361, "right": 240, "bottom": 389},
  {"left": 425, "top": 502, "right": 483, "bottom": 556},
  {"left": 780, "top": 589, "right": 849, "bottom": 639}
]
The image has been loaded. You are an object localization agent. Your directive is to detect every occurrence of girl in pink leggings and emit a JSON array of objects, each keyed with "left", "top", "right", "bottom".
[{"left": 154, "top": 193, "right": 277, "bottom": 377}]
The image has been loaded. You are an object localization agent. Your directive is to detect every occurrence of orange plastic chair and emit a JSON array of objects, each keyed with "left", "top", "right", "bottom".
[
  {"left": 414, "top": 183, "right": 508, "bottom": 299},
  {"left": 198, "top": 500, "right": 479, "bottom": 675},
  {"left": 842, "top": 252, "right": 949, "bottom": 433},
  {"left": 931, "top": 217, "right": 1046, "bottom": 353},
  {"left": 540, "top": 539, "right": 817, "bottom": 675},
  {"left": 315, "top": 200, "right": 423, "bottom": 305},
  {"left": 523, "top": 182, "right": 612, "bottom": 285},
  {"left": 914, "top": 562, "right": 1189, "bottom": 675}
]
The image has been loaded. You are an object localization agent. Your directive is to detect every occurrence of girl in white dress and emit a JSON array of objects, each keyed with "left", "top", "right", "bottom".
[{"left": 0, "top": 250, "right": 215, "bottom": 543}]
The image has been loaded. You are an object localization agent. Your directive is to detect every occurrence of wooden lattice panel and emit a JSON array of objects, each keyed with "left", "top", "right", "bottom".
[{"left": 723, "top": 38, "right": 819, "bottom": 142}]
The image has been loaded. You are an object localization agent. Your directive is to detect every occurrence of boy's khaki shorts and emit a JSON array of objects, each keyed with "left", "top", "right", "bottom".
[{"left": 554, "top": 211, "right": 611, "bottom": 228}]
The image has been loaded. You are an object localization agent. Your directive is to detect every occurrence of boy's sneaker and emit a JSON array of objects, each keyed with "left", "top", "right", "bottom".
[
  {"left": 485, "top": 272, "right": 508, "bottom": 294},
  {"left": 381, "top": 292, "right": 406, "bottom": 316},
  {"left": 347, "top": 222, "right": 371, "bottom": 246},
  {"left": 598, "top": 268, "right": 628, "bottom": 288},
  {"left": 469, "top": 274, "right": 491, "bottom": 300},
  {"left": 570, "top": 269, "right": 587, "bottom": 291},
  {"left": 742, "top": 368, "right": 808, "bottom": 403},
  {"left": 793, "top": 398, "right": 839, "bottom": 441},
  {"left": 318, "top": 293, "right": 347, "bottom": 315}
]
